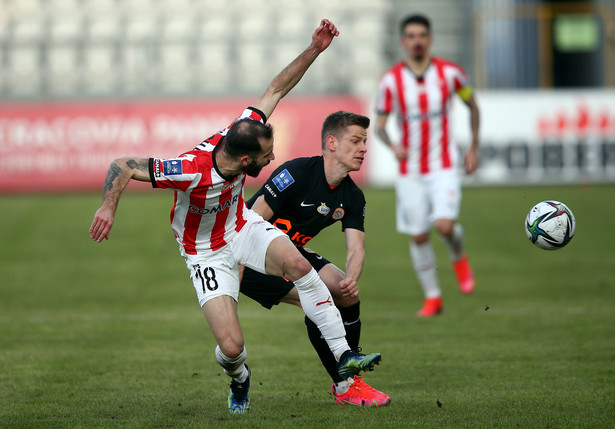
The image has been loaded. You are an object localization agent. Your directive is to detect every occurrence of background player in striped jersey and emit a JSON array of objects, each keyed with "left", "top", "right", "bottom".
[
  {"left": 89, "top": 19, "right": 382, "bottom": 414},
  {"left": 241, "top": 111, "right": 390, "bottom": 407},
  {"left": 375, "top": 14, "right": 480, "bottom": 317}
]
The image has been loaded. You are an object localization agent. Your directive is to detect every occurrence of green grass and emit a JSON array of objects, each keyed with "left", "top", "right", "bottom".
[{"left": 1, "top": 185, "right": 614, "bottom": 428}]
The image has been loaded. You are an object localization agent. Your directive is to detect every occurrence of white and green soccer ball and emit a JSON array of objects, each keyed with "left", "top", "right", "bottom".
[{"left": 525, "top": 200, "right": 576, "bottom": 250}]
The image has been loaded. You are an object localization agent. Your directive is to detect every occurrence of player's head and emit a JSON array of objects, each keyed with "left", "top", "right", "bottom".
[
  {"left": 399, "top": 14, "right": 432, "bottom": 61},
  {"left": 321, "top": 111, "right": 369, "bottom": 171},
  {"left": 321, "top": 111, "right": 370, "bottom": 150},
  {"left": 225, "top": 118, "right": 275, "bottom": 177}
]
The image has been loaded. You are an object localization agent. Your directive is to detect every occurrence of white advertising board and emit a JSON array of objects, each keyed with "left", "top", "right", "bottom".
[{"left": 368, "top": 90, "right": 615, "bottom": 186}]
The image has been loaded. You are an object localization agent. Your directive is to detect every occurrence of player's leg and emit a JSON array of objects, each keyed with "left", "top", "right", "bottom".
[
  {"left": 234, "top": 210, "right": 381, "bottom": 378},
  {"left": 184, "top": 250, "right": 250, "bottom": 414},
  {"left": 396, "top": 175, "right": 442, "bottom": 317},
  {"left": 432, "top": 170, "right": 475, "bottom": 294},
  {"left": 410, "top": 233, "right": 443, "bottom": 317},
  {"left": 301, "top": 258, "right": 360, "bottom": 381},
  {"left": 241, "top": 248, "right": 388, "bottom": 406},
  {"left": 203, "top": 299, "right": 251, "bottom": 414},
  {"left": 242, "top": 252, "right": 360, "bottom": 381},
  {"left": 298, "top": 250, "right": 389, "bottom": 406}
]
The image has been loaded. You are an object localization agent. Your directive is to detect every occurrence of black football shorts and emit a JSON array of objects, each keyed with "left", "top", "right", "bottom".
[{"left": 240, "top": 247, "right": 330, "bottom": 309}]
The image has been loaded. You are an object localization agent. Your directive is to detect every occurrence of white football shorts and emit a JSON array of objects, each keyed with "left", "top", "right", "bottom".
[
  {"left": 395, "top": 169, "right": 461, "bottom": 235},
  {"left": 181, "top": 209, "right": 286, "bottom": 307}
]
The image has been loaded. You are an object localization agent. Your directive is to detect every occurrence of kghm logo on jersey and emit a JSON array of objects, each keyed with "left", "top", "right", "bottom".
[
  {"left": 317, "top": 203, "right": 330, "bottom": 216},
  {"left": 332, "top": 207, "right": 345, "bottom": 220}
]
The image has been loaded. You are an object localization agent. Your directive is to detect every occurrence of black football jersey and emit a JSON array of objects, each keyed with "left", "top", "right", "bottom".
[{"left": 247, "top": 156, "right": 366, "bottom": 247}]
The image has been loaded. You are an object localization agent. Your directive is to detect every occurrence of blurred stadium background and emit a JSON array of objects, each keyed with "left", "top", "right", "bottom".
[{"left": 1, "top": 0, "right": 614, "bottom": 192}]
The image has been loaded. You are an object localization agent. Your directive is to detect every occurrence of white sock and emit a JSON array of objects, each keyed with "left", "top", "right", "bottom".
[
  {"left": 215, "top": 345, "right": 249, "bottom": 383},
  {"left": 334, "top": 378, "right": 353, "bottom": 395},
  {"left": 294, "top": 268, "right": 348, "bottom": 361},
  {"left": 410, "top": 241, "right": 441, "bottom": 299},
  {"left": 441, "top": 223, "right": 464, "bottom": 262}
]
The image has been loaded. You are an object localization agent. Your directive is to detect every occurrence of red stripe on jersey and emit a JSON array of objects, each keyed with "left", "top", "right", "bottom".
[
  {"left": 453, "top": 76, "right": 463, "bottom": 91},
  {"left": 247, "top": 110, "right": 262, "bottom": 121},
  {"left": 384, "top": 86, "right": 393, "bottom": 113},
  {"left": 419, "top": 85, "right": 430, "bottom": 174},
  {"left": 207, "top": 133, "right": 224, "bottom": 146},
  {"left": 436, "top": 61, "right": 452, "bottom": 169},
  {"left": 210, "top": 186, "right": 231, "bottom": 251},
  {"left": 393, "top": 63, "right": 409, "bottom": 175},
  {"left": 183, "top": 188, "right": 207, "bottom": 255},
  {"left": 234, "top": 177, "right": 247, "bottom": 232}
]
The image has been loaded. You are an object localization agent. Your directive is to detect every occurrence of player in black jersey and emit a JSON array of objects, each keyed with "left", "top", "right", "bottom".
[{"left": 241, "top": 111, "right": 390, "bottom": 407}]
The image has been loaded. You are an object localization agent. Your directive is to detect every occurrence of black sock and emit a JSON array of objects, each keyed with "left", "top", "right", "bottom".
[
  {"left": 338, "top": 301, "right": 361, "bottom": 350},
  {"left": 304, "top": 301, "right": 362, "bottom": 383}
]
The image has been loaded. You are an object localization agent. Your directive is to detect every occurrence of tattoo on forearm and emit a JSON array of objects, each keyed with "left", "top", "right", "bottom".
[
  {"left": 103, "top": 162, "right": 122, "bottom": 194},
  {"left": 126, "top": 159, "right": 148, "bottom": 172}
]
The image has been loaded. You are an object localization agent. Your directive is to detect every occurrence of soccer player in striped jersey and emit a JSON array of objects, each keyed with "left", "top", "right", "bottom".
[
  {"left": 89, "top": 19, "right": 382, "bottom": 414},
  {"left": 375, "top": 14, "right": 480, "bottom": 317}
]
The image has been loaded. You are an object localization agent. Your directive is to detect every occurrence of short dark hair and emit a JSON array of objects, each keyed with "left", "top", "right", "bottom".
[
  {"left": 400, "top": 14, "right": 431, "bottom": 35},
  {"left": 321, "top": 111, "right": 370, "bottom": 150},
  {"left": 225, "top": 118, "right": 273, "bottom": 158}
]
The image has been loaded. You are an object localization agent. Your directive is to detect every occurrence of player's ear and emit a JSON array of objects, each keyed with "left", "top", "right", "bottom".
[
  {"left": 239, "top": 155, "right": 251, "bottom": 167},
  {"left": 326, "top": 135, "right": 337, "bottom": 152}
]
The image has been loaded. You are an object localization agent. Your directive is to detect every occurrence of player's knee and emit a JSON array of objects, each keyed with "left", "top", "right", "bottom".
[
  {"left": 284, "top": 254, "right": 312, "bottom": 281},
  {"left": 435, "top": 220, "right": 455, "bottom": 237},
  {"left": 217, "top": 339, "right": 245, "bottom": 360},
  {"left": 412, "top": 233, "right": 430, "bottom": 245},
  {"left": 215, "top": 345, "right": 247, "bottom": 371}
]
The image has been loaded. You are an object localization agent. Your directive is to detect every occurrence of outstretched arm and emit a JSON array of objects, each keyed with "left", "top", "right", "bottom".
[
  {"left": 89, "top": 157, "right": 151, "bottom": 242},
  {"left": 251, "top": 19, "right": 339, "bottom": 119}
]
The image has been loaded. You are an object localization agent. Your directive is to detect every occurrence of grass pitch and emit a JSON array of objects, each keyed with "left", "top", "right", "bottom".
[{"left": 1, "top": 185, "right": 614, "bottom": 428}]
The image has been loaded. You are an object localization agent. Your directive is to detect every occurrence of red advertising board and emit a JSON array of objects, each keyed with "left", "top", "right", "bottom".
[{"left": 0, "top": 96, "right": 367, "bottom": 193}]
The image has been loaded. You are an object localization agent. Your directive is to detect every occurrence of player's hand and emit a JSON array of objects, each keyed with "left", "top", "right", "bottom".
[
  {"left": 311, "top": 19, "right": 339, "bottom": 52},
  {"left": 392, "top": 144, "right": 407, "bottom": 162},
  {"left": 89, "top": 206, "right": 115, "bottom": 242},
  {"left": 464, "top": 144, "right": 479, "bottom": 174},
  {"left": 338, "top": 278, "right": 359, "bottom": 298}
]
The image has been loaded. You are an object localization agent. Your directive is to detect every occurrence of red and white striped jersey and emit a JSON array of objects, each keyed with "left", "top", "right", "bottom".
[
  {"left": 376, "top": 57, "right": 471, "bottom": 176},
  {"left": 149, "top": 107, "right": 266, "bottom": 255}
]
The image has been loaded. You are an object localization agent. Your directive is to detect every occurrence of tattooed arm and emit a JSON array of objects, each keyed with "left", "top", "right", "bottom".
[{"left": 89, "top": 158, "right": 151, "bottom": 242}]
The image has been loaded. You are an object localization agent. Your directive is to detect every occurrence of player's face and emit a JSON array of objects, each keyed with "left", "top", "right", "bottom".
[
  {"left": 400, "top": 23, "right": 431, "bottom": 61},
  {"left": 334, "top": 125, "right": 367, "bottom": 172},
  {"left": 243, "top": 137, "right": 275, "bottom": 177}
]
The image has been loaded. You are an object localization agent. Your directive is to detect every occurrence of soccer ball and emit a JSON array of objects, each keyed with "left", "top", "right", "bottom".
[{"left": 525, "top": 200, "right": 576, "bottom": 250}]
